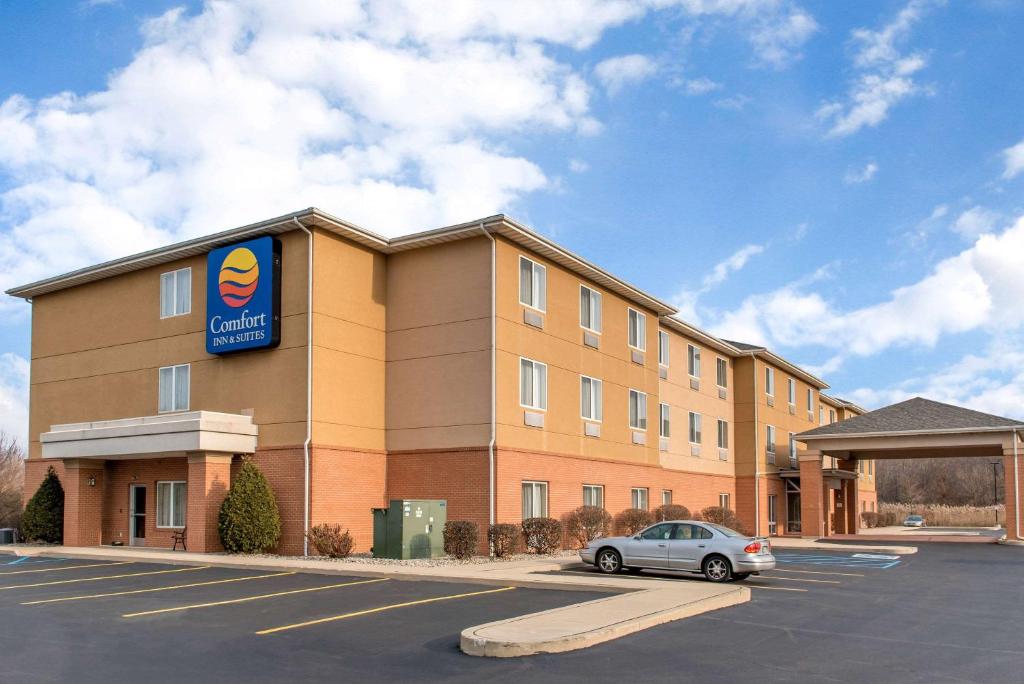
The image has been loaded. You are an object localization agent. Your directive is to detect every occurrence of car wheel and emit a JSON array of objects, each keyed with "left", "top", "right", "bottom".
[
  {"left": 596, "top": 548, "right": 623, "bottom": 574},
  {"left": 732, "top": 572, "right": 751, "bottom": 581},
  {"left": 702, "top": 555, "right": 732, "bottom": 583}
]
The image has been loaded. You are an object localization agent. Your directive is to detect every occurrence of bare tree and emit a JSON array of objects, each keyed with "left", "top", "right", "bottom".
[
  {"left": 877, "top": 457, "right": 1004, "bottom": 506},
  {"left": 0, "top": 431, "right": 25, "bottom": 529}
]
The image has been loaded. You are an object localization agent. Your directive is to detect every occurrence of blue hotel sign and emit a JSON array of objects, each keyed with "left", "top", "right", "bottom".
[{"left": 206, "top": 236, "right": 282, "bottom": 355}]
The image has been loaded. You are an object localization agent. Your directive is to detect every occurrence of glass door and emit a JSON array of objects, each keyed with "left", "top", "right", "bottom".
[
  {"left": 768, "top": 495, "right": 778, "bottom": 536},
  {"left": 129, "top": 484, "right": 146, "bottom": 546}
]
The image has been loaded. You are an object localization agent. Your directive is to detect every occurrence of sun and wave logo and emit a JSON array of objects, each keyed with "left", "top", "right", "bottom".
[{"left": 217, "top": 247, "right": 260, "bottom": 308}]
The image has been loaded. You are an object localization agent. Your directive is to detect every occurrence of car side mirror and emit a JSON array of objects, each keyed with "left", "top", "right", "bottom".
[{"left": 633, "top": 534, "right": 641, "bottom": 540}]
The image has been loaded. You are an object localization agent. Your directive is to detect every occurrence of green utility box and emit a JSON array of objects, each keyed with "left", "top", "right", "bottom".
[{"left": 372, "top": 499, "right": 447, "bottom": 559}]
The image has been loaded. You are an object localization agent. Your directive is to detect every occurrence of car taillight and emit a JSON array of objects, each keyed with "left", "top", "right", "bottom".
[{"left": 744, "top": 541, "right": 762, "bottom": 553}]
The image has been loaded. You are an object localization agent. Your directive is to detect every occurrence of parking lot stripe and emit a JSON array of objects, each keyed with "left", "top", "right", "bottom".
[
  {"left": 0, "top": 565, "right": 209, "bottom": 591},
  {"left": 0, "top": 562, "right": 133, "bottom": 576},
  {"left": 758, "top": 575, "right": 840, "bottom": 585},
  {"left": 747, "top": 585, "right": 808, "bottom": 592},
  {"left": 22, "top": 571, "right": 297, "bottom": 605},
  {"left": 255, "top": 586, "right": 517, "bottom": 636},
  {"left": 768, "top": 568, "right": 865, "bottom": 578},
  {"left": 122, "top": 577, "right": 389, "bottom": 618}
]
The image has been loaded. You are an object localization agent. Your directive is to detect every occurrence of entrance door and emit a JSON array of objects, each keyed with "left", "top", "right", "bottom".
[
  {"left": 768, "top": 495, "right": 778, "bottom": 536},
  {"left": 786, "top": 490, "right": 801, "bottom": 534},
  {"left": 129, "top": 484, "right": 146, "bottom": 546}
]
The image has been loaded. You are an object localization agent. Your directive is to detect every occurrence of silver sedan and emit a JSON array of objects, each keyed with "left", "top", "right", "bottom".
[{"left": 579, "top": 520, "right": 775, "bottom": 582}]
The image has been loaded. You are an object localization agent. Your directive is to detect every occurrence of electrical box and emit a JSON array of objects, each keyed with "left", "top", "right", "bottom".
[
  {"left": 0, "top": 528, "right": 16, "bottom": 544},
  {"left": 372, "top": 499, "right": 447, "bottom": 559}
]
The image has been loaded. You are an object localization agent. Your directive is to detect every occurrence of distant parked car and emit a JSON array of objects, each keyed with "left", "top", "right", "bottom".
[
  {"left": 579, "top": 520, "right": 774, "bottom": 582},
  {"left": 903, "top": 515, "right": 926, "bottom": 528}
]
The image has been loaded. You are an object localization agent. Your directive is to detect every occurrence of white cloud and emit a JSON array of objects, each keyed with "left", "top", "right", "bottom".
[
  {"left": 594, "top": 54, "right": 658, "bottom": 95},
  {"left": 818, "top": 0, "right": 937, "bottom": 137},
  {"left": 713, "top": 94, "right": 751, "bottom": 111},
  {"left": 673, "top": 76, "right": 722, "bottom": 95},
  {"left": 746, "top": 6, "right": 818, "bottom": 68},
  {"left": 843, "top": 161, "right": 878, "bottom": 184},
  {"left": 673, "top": 242, "right": 765, "bottom": 323},
  {"left": 568, "top": 158, "right": 590, "bottom": 173},
  {"left": 952, "top": 205, "right": 999, "bottom": 239},
  {"left": 0, "top": 353, "right": 29, "bottom": 446},
  {"left": 1002, "top": 138, "right": 1024, "bottom": 179}
]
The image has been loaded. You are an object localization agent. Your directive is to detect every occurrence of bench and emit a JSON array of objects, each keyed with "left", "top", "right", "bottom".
[{"left": 171, "top": 528, "right": 187, "bottom": 551}]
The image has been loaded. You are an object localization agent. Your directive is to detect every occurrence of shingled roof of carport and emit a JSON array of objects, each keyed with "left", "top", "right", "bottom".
[{"left": 798, "top": 397, "right": 1024, "bottom": 438}]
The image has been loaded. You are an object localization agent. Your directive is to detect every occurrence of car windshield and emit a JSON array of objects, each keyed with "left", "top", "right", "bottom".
[
  {"left": 704, "top": 523, "right": 745, "bottom": 538},
  {"left": 907, "top": 516, "right": 922, "bottom": 521}
]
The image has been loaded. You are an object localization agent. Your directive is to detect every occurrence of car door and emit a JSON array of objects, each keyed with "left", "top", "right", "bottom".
[
  {"left": 667, "top": 523, "right": 706, "bottom": 570},
  {"left": 623, "top": 523, "right": 673, "bottom": 568}
]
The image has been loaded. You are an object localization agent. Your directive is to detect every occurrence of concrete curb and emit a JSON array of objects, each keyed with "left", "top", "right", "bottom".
[{"left": 461, "top": 583, "right": 748, "bottom": 657}]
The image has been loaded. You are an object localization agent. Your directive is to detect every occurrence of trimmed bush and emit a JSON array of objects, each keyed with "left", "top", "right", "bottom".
[
  {"left": 306, "top": 523, "right": 354, "bottom": 558},
  {"left": 615, "top": 508, "right": 655, "bottom": 536},
  {"left": 488, "top": 523, "right": 520, "bottom": 558},
  {"left": 653, "top": 503, "right": 691, "bottom": 522},
  {"left": 699, "top": 506, "right": 749, "bottom": 535},
  {"left": 20, "top": 466, "right": 64, "bottom": 543},
  {"left": 563, "top": 506, "right": 613, "bottom": 548},
  {"left": 860, "top": 512, "right": 879, "bottom": 529},
  {"left": 218, "top": 459, "right": 282, "bottom": 554},
  {"left": 521, "top": 517, "right": 562, "bottom": 554},
  {"left": 443, "top": 520, "right": 479, "bottom": 560}
]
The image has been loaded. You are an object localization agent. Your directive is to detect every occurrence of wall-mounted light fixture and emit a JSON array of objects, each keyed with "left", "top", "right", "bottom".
[{"left": 88, "top": 475, "right": 96, "bottom": 487}]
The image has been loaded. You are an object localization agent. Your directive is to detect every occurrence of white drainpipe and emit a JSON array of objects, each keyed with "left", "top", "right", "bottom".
[
  {"left": 292, "top": 217, "right": 313, "bottom": 556},
  {"left": 750, "top": 352, "right": 760, "bottom": 537},
  {"left": 1014, "top": 429, "right": 1022, "bottom": 541},
  {"left": 478, "top": 223, "right": 496, "bottom": 547}
]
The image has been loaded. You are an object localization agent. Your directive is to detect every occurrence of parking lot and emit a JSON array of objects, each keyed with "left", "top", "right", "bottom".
[{"left": 2, "top": 544, "right": 1022, "bottom": 683}]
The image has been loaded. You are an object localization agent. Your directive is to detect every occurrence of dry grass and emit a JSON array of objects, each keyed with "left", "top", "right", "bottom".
[{"left": 877, "top": 502, "right": 1003, "bottom": 528}]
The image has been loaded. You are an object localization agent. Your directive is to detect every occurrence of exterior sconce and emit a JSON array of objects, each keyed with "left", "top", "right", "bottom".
[{"left": 88, "top": 475, "right": 96, "bottom": 487}]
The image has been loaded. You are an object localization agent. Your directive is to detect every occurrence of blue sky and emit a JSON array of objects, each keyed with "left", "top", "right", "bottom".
[{"left": 1, "top": 0, "right": 1023, "bottom": 444}]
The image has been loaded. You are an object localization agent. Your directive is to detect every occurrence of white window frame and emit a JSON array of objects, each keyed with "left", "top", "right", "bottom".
[
  {"left": 717, "top": 419, "right": 728, "bottom": 449},
  {"left": 766, "top": 424, "right": 776, "bottom": 464},
  {"left": 806, "top": 388, "right": 813, "bottom": 411},
  {"left": 830, "top": 409, "right": 836, "bottom": 424},
  {"left": 688, "top": 411, "right": 702, "bottom": 444},
  {"left": 716, "top": 357, "right": 727, "bottom": 388},
  {"left": 158, "top": 364, "right": 190, "bottom": 413},
  {"left": 521, "top": 480, "right": 548, "bottom": 519},
  {"left": 629, "top": 389, "right": 648, "bottom": 430},
  {"left": 719, "top": 493, "right": 730, "bottom": 510},
  {"left": 658, "top": 331, "right": 670, "bottom": 366},
  {"left": 789, "top": 432, "right": 797, "bottom": 466},
  {"left": 662, "top": 489, "right": 673, "bottom": 505},
  {"left": 659, "top": 403, "right": 670, "bottom": 438},
  {"left": 819, "top": 406, "right": 826, "bottom": 425},
  {"left": 159, "top": 267, "right": 191, "bottom": 319},
  {"left": 518, "top": 256, "right": 547, "bottom": 312},
  {"left": 580, "top": 375, "right": 603, "bottom": 422},
  {"left": 627, "top": 308, "right": 646, "bottom": 351},
  {"left": 155, "top": 480, "right": 187, "bottom": 529},
  {"left": 687, "top": 345, "right": 701, "bottom": 378},
  {"left": 519, "top": 357, "right": 548, "bottom": 411},
  {"left": 788, "top": 378, "right": 796, "bottom": 406},
  {"left": 631, "top": 487, "right": 649, "bottom": 511},
  {"left": 579, "top": 284, "right": 602, "bottom": 333},
  {"left": 582, "top": 484, "right": 604, "bottom": 508},
  {"left": 765, "top": 367, "right": 775, "bottom": 397}
]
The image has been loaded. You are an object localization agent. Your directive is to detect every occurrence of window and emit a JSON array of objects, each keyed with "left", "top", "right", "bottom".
[
  {"left": 789, "top": 432, "right": 797, "bottom": 467},
  {"left": 766, "top": 424, "right": 776, "bottom": 464},
  {"left": 627, "top": 308, "right": 646, "bottom": 350},
  {"left": 160, "top": 268, "right": 191, "bottom": 318},
  {"left": 787, "top": 378, "right": 796, "bottom": 405},
  {"left": 583, "top": 484, "right": 604, "bottom": 508},
  {"left": 719, "top": 493, "right": 730, "bottom": 510},
  {"left": 806, "top": 388, "right": 813, "bottom": 411},
  {"left": 519, "top": 256, "right": 546, "bottom": 311},
  {"left": 631, "top": 487, "right": 649, "bottom": 510},
  {"left": 158, "top": 364, "right": 190, "bottom": 413},
  {"left": 819, "top": 406, "right": 825, "bottom": 425},
  {"left": 768, "top": 495, "right": 777, "bottom": 535},
  {"left": 716, "top": 357, "right": 727, "bottom": 388},
  {"left": 522, "top": 481, "right": 548, "bottom": 519},
  {"left": 765, "top": 367, "right": 775, "bottom": 396},
  {"left": 659, "top": 403, "right": 671, "bottom": 438},
  {"left": 519, "top": 358, "right": 547, "bottom": 410},
  {"left": 580, "top": 285, "right": 602, "bottom": 332},
  {"left": 869, "top": 460, "right": 874, "bottom": 476},
  {"left": 658, "top": 331, "right": 670, "bottom": 366},
  {"left": 717, "top": 419, "right": 728, "bottom": 449},
  {"left": 662, "top": 489, "right": 672, "bottom": 505},
  {"left": 580, "top": 375, "right": 603, "bottom": 422},
  {"left": 830, "top": 409, "right": 836, "bottom": 424},
  {"left": 156, "top": 481, "right": 187, "bottom": 528},
  {"left": 687, "top": 345, "right": 701, "bottom": 377},
  {"left": 639, "top": 522, "right": 672, "bottom": 539},
  {"left": 688, "top": 412, "right": 702, "bottom": 444},
  {"left": 629, "top": 389, "right": 647, "bottom": 430}
]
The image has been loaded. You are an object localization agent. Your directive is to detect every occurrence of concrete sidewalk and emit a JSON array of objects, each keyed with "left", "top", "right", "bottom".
[{"left": 3, "top": 544, "right": 748, "bottom": 657}]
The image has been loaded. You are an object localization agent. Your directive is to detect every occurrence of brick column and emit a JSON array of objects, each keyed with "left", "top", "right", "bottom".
[
  {"left": 847, "top": 475, "right": 859, "bottom": 534},
  {"left": 1005, "top": 446, "right": 1023, "bottom": 541},
  {"left": 186, "top": 452, "right": 233, "bottom": 553},
  {"left": 798, "top": 450, "right": 824, "bottom": 539},
  {"left": 62, "top": 459, "right": 106, "bottom": 547}
]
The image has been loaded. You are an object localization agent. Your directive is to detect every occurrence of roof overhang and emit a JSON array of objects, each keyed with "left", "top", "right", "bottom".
[
  {"left": 40, "top": 411, "right": 258, "bottom": 460},
  {"left": 796, "top": 427, "right": 1021, "bottom": 460}
]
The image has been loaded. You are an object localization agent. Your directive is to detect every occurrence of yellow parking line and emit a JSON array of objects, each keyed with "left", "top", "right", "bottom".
[
  {"left": 0, "top": 565, "right": 208, "bottom": 591},
  {"left": 0, "top": 562, "right": 133, "bottom": 576},
  {"left": 757, "top": 575, "right": 840, "bottom": 584},
  {"left": 123, "top": 577, "right": 389, "bottom": 618},
  {"left": 769, "top": 568, "right": 865, "bottom": 578},
  {"left": 256, "top": 586, "right": 516, "bottom": 636},
  {"left": 22, "top": 571, "right": 297, "bottom": 605}
]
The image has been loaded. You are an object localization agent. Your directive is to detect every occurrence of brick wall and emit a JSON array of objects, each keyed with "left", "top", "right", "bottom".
[
  {"left": 310, "top": 446, "right": 387, "bottom": 553},
  {"left": 103, "top": 458, "right": 189, "bottom": 548}
]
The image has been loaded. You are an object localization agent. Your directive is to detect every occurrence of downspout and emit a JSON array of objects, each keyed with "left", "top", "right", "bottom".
[
  {"left": 478, "top": 222, "right": 496, "bottom": 549},
  {"left": 292, "top": 217, "right": 313, "bottom": 556},
  {"left": 750, "top": 352, "right": 760, "bottom": 537},
  {"left": 1014, "top": 429, "right": 1022, "bottom": 541}
]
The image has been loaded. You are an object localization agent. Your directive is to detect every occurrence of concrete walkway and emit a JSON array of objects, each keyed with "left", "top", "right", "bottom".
[{"left": 3, "top": 545, "right": 748, "bottom": 657}]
